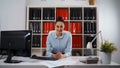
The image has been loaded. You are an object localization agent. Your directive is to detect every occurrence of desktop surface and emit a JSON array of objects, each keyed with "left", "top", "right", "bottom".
[{"left": 0, "top": 56, "right": 119, "bottom": 68}]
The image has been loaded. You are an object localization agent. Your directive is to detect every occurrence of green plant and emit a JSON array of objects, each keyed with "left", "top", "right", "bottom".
[{"left": 101, "top": 40, "right": 117, "bottom": 53}]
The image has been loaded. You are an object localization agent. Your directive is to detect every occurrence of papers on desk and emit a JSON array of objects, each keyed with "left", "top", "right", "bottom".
[
  {"left": 12, "top": 56, "right": 82, "bottom": 67},
  {"left": 39, "top": 57, "right": 84, "bottom": 68}
]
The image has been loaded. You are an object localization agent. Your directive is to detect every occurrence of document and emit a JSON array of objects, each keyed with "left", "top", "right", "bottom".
[{"left": 39, "top": 57, "right": 84, "bottom": 68}]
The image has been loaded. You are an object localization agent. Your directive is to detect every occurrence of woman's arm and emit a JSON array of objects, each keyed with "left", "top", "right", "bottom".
[
  {"left": 64, "top": 33, "right": 72, "bottom": 57},
  {"left": 46, "top": 33, "right": 53, "bottom": 57}
]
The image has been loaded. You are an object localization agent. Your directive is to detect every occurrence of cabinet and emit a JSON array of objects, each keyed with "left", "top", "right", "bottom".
[{"left": 26, "top": 6, "right": 98, "bottom": 56}]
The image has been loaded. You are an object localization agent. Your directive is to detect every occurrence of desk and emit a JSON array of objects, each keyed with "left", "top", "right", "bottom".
[{"left": 0, "top": 56, "right": 120, "bottom": 68}]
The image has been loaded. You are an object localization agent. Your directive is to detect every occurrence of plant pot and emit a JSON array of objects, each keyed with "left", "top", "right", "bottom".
[{"left": 99, "top": 52, "right": 111, "bottom": 64}]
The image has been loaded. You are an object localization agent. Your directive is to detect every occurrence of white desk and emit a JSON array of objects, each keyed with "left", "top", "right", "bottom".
[{"left": 0, "top": 56, "right": 120, "bottom": 68}]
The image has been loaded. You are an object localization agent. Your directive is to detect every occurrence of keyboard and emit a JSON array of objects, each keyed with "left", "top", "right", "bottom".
[{"left": 31, "top": 55, "right": 58, "bottom": 61}]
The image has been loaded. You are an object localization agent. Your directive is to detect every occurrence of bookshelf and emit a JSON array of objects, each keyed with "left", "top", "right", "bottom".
[{"left": 26, "top": 7, "right": 98, "bottom": 56}]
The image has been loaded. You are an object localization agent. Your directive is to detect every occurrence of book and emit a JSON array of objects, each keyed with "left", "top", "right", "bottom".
[
  {"left": 70, "top": 23, "right": 73, "bottom": 33},
  {"left": 46, "top": 22, "right": 49, "bottom": 34},
  {"left": 56, "top": 8, "right": 68, "bottom": 20},
  {"left": 43, "top": 22, "right": 47, "bottom": 34},
  {"left": 49, "top": 22, "right": 54, "bottom": 31},
  {"left": 77, "top": 22, "right": 82, "bottom": 34},
  {"left": 72, "top": 22, "right": 76, "bottom": 34},
  {"left": 72, "top": 36, "right": 75, "bottom": 48},
  {"left": 32, "top": 35, "right": 40, "bottom": 47},
  {"left": 64, "top": 22, "right": 68, "bottom": 31},
  {"left": 42, "top": 36, "right": 47, "bottom": 48}
]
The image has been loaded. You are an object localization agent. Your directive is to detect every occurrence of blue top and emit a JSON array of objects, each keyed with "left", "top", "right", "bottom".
[{"left": 46, "top": 30, "right": 72, "bottom": 57}]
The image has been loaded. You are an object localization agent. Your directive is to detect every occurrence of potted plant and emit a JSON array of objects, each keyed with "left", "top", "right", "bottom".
[{"left": 100, "top": 40, "right": 117, "bottom": 64}]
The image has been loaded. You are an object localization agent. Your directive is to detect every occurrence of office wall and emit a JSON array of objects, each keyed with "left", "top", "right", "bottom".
[
  {"left": 96, "top": 0, "right": 120, "bottom": 63},
  {"left": 0, "top": 0, "right": 26, "bottom": 30},
  {"left": 27, "top": 0, "right": 89, "bottom": 7}
]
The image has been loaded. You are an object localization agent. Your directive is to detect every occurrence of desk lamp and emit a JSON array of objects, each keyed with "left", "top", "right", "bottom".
[{"left": 86, "top": 31, "right": 103, "bottom": 55}]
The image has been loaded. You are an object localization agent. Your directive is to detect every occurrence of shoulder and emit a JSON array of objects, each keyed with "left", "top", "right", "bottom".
[
  {"left": 48, "top": 30, "right": 55, "bottom": 35},
  {"left": 48, "top": 30, "right": 56, "bottom": 37},
  {"left": 63, "top": 31, "right": 72, "bottom": 37}
]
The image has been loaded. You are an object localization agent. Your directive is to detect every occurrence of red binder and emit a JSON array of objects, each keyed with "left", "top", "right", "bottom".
[
  {"left": 72, "top": 36, "right": 75, "bottom": 48},
  {"left": 49, "top": 22, "right": 54, "bottom": 33},
  {"left": 72, "top": 22, "right": 76, "bottom": 34},
  {"left": 64, "top": 22, "right": 68, "bottom": 31},
  {"left": 78, "top": 36, "right": 82, "bottom": 48},
  {"left": 43, "top": 22, "right": 46, "bottom": 34},
  {"left": 77, "top": 22, "right": 82, "bottom": 34},
  {"left": 42, "top": 36, "right": 47, "bottom": 48},
  {"left": 56, "top": 8, "right": 68, "bottom": 20},
  {"left": 70, "top": 23, "right": 73, "bottom": 34}
]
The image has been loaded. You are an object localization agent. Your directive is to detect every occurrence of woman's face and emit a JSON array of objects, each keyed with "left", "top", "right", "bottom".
[{"left": 55, "top": 21, "right": 64, "bottom": 35}]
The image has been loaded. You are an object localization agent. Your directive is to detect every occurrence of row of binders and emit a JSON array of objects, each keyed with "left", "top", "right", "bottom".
[
  {"left": 70, "top": 8, "right": 82, "bottom": 20},
  {"left": 43, "top": 8, "right": 55, "bottom": 20},
  {"left": 29, "top": 8, "right": 41, "bottom": 20},
  {"left": 84, "top": 22, "right": 96, "bottom": 34},
  {"left": 56, "top": 8, "right": 69, "bottom": 20},
  {"left": 72, "top": 36, "right": 82, "bottom": 48},
  {"left": 29, "top": 22, "right": 96, "bottom": 34},
  {"left": 32, "top": 36, "right": 47, "bottom": 48},
  {"left": 29, "top": 8, "right": 96, "bottom": 20},
  {"left": 29, "top": 22, "right": 41, "bottom": 33},
  {"left": 43, "top": 22, "right": 55, "bottom": 34},
  {"left": 32, "top": 35, "right": 97, "bottom": 48},
  {"left": 42, "top": 36, "right": 47, "bottom": 48},
  {"left": 70, "top": 22, "right": 82, "bottom": 34},
  {"left": 32, "top": 35, "right": 83, "bottom": 48},
  {"left": 84, "top": 8, "right": 96, "bottom": 20},
  {"left": 32, "top": 35, "right": 41, "bottom": 47},
  {"left": 43, "top": 22, "right": 82, "bottom": 34},
  {"left": 43, "top": 22, "right": 69, "bottom": 34}
]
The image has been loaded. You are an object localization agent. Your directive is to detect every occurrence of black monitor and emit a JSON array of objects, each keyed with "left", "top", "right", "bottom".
[{"left": 0, "top": 30, "right": 32, "bottom": 63}]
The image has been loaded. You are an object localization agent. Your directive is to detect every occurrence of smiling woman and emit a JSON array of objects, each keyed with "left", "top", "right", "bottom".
[
  {"left": 55, "top": 17, "right": 65, "bottom": 37},
  {"left": 46, "top": 16, "right": 72, "bottom": 59}
]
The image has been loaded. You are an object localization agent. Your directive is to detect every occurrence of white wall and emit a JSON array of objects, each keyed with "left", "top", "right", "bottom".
[
  {"left": 0, "top": 0, "right": 26, "bottom": 30},
  {"left": 27, "top": 0, "right": 89, "bottom": 7},
  {"left": 96, "top": 0, "right": 120, "bottom": 63}
]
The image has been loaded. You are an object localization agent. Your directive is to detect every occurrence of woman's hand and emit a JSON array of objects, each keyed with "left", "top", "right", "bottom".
[{"left": 52, "top": 52, "right": 66, "bottom": 59}]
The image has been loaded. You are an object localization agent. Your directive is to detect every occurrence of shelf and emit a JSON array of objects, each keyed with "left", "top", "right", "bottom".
[
  {"left": 29, "top": 20, "right": 41, "bottom": 22},
  {"left": 83, "top": 20, "right": 96, "bottom": 21},
  {"left": 69, "top": 20, "right": 83, "bottom": 22},
  {"left": 72, "top": 48, "right": 83, "bottom": 49},
  {"left": 42, "top": 20, "right": 55, "bottom": 22},
  {"left": 33, "top": 33, "right": 41, "bottom": 35},
  {"left": 27, "top": 7, "right": 98, "bottom": 56},
  {"left": 32, "top": 47, "right": 41, "bottom": 50}
]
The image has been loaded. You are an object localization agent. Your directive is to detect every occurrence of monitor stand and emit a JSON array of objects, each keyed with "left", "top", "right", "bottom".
[{"left": 4, "top": 49, "right": 22, "bottom": 63}]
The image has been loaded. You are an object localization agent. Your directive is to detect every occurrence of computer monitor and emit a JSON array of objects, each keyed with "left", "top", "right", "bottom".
[{"left": 0, "top": 30, "right": 32, "bottom": 63}]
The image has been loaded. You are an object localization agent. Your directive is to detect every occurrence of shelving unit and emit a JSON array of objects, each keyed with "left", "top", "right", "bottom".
[{"left": 26, "top": 6, "right": 98, "bottom": 56}]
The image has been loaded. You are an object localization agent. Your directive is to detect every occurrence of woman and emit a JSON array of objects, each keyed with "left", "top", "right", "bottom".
[{"left": 46, "top": 17, "right": 72, "bottom": 59}]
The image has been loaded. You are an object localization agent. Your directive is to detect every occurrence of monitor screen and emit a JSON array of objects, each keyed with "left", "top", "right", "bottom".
[{"left": 0, "top": 30, "right": 32, "bottom": 63}]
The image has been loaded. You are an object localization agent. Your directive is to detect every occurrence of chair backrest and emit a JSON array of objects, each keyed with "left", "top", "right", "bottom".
[{"left": 43, "top": 50, "right": 46, "bottom": 56}]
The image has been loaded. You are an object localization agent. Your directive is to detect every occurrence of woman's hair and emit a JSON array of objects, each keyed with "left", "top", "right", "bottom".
[{"left": 56, "top": 16, "right": 64, "bottom": 24}]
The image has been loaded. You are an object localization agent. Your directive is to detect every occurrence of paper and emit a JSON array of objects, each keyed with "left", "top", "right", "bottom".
[{"left": 39, "top": 57, "right": 84, "bottom": 68}]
